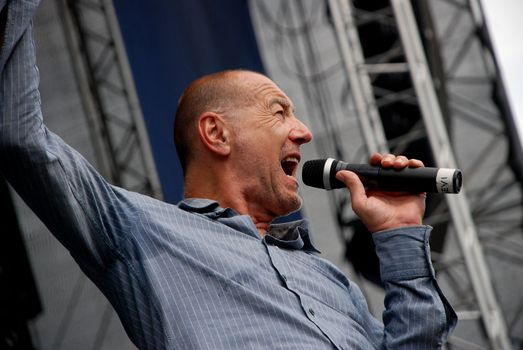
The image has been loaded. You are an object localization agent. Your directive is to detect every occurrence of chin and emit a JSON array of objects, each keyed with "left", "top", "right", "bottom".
[{"left": 279, "top": 194, "right": 303, "bottom": 216}]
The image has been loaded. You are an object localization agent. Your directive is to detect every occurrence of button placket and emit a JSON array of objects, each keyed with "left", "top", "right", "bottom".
[{"left": 264, "top": 243, "right": 343, "bottom": 350}]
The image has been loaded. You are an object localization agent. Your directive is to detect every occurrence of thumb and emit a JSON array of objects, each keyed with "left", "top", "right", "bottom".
[{"left": 335, "top": 170, "right": 367, "bottom": 204}]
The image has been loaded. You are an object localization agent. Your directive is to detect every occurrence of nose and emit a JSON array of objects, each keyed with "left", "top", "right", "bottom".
[{"left": 289, "top": 117, "right": 313, "bottom": 145}]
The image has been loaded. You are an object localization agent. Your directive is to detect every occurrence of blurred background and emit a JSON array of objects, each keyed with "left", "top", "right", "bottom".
[{"left": 1, "top": 0, "right": 522, "bottom": 349}]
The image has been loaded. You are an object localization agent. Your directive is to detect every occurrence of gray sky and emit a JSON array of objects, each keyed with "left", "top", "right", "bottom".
[{"left": 481, "top": 0, "right": 523, "bottom": 140}]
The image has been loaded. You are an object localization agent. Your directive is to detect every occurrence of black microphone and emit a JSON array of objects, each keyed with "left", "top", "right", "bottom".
[{"left": 302, "top": 158, "right": 462, "bottom": 193}]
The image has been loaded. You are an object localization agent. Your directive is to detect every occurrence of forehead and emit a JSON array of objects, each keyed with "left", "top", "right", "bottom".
[{"left": 240, "top": 72, "right": 294, "bottom": 109}]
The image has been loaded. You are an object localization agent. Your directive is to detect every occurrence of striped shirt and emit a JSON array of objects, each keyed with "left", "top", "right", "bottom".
[{"left": 0, "top": 1, "right": 456, "bottom": 349}]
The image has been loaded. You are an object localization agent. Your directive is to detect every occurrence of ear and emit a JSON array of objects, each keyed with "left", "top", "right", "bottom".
[{"left": 198, "top": 112, "right": 231, "bottom": 156}]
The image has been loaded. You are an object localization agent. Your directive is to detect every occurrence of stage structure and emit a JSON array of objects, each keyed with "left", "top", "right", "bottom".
[
  {"left": 250, "top": 0, "right": 523, "bottom": 349},
  {"left": 57, "top": 0, "right": 162, "bottom": 198}
]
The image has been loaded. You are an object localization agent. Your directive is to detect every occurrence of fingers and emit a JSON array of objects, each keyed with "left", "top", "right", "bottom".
[
  {"left": 408, "top": 158, "right": 424, "bottom": 168},
  {"left": 369, "top": 152, "right": 383, "bottom": 166},
  {"left": 369, "top": 152, "right": 424, "bottom": 169},
  {"left": 336, "top": 170, "right": 367, "bottom": 204}
]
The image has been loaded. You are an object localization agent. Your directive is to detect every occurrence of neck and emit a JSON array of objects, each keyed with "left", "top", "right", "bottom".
[
  {"left": 222, "top": 199, "right": 274, "bottom": 236},
  {"left": 183, "top": 166, "right": 274, "bottom": 237}
]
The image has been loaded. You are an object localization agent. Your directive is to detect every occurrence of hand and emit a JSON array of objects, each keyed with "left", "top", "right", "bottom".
[{"left": 335, "top": 153, "right": 426, "bottom": 233}]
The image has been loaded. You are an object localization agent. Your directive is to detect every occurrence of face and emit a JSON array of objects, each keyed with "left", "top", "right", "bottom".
[{"left": 228, "top": 73, "right": 313, "bottom": 218}]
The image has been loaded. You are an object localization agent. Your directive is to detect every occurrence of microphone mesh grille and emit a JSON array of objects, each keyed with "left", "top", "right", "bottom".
[{"left": 302, "top": 160, "right": 327, "bottom": 189}]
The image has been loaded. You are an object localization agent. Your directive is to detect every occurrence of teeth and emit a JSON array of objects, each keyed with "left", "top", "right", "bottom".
[{"left": 282, "top": 157, "right": 299, "bottom": 164}]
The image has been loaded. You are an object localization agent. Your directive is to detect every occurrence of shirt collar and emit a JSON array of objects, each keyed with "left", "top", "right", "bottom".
[
  {"left": 178, "top": 198, "right": 223, "bottom": 214},
  {"left": 178, "top": 198, "right": 321, "bottom": 253},
  {"left": 179, "top": 198, "right": 259, "bottom": 238},
  {"left": 265, "top": 220, "right": 321, "bottom": 254}
]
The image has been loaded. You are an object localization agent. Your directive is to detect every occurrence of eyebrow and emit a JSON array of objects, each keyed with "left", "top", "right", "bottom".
[{"left": 270, "top": 98, "right": 295, "bottom": 112}]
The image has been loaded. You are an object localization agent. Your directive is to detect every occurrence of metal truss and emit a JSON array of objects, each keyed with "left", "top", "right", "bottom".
[
  {"left": 421, "top": 1, "right": 523, "bottom": 348},
  {"left": 50, "top": 0, "right": 162, "bottom": 348},
  {"left": 57, "top": 0, "right": 162, "bottom": 197},
  {"left": 249, "top": 0, "right": 523, "bottom": 348}
]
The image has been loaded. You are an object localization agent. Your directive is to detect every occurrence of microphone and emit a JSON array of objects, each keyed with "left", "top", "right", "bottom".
[{"left": 302, "top": 158, "right": 462, "bottom": 194}]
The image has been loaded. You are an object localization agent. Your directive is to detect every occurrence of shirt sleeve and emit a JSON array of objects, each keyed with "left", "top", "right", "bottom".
[
  {"left": 372, "top": 225, "right": 457, "bottom": 349},
  {"left": 0, "top": 0, "right": 135, "bottom": 275}
]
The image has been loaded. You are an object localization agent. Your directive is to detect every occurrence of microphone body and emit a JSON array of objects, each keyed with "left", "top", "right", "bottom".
[{"left": 302, "top": 158, "right": 462, "bottom": 194}]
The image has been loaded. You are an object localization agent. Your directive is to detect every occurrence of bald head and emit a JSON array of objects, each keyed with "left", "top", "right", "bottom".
[{"left": 174, "top": 70, "right": 263, "bottom": 173}]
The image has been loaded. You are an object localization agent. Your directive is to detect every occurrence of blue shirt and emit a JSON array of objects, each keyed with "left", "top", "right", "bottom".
[{"left": 0, "top": 1, "right": 456, "bottom": 349}]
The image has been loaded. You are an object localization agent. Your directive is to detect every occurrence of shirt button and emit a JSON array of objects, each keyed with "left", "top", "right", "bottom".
[{"left": 309, "top": 308, "right": 315, "bottom": 316}]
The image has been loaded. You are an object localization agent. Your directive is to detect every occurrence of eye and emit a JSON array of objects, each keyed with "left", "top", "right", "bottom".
[{"left": 275, "top": 110, "right": 285, "bottom": 118}]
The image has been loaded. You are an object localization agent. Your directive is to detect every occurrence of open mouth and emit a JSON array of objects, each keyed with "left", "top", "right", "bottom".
[{"left": 280, "top": 156, "right": 300, "bottom": 178}]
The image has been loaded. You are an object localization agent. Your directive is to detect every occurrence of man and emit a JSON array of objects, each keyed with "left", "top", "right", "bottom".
[{"left": 0, "top": 1, "right": 456, "bottom": 349}]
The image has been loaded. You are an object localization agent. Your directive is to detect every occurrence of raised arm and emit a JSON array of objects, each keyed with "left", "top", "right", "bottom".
[
  {"left": 336, "top": 153, "right": 457, "bottom": 348},
  {"left": 0, "top": 0, "right": 135, "bottom": 273}
]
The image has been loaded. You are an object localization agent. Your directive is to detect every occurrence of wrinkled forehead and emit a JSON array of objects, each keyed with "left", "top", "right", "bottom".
[{"left": 236, "top": 72, "right": 294, "bottom": 109}]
